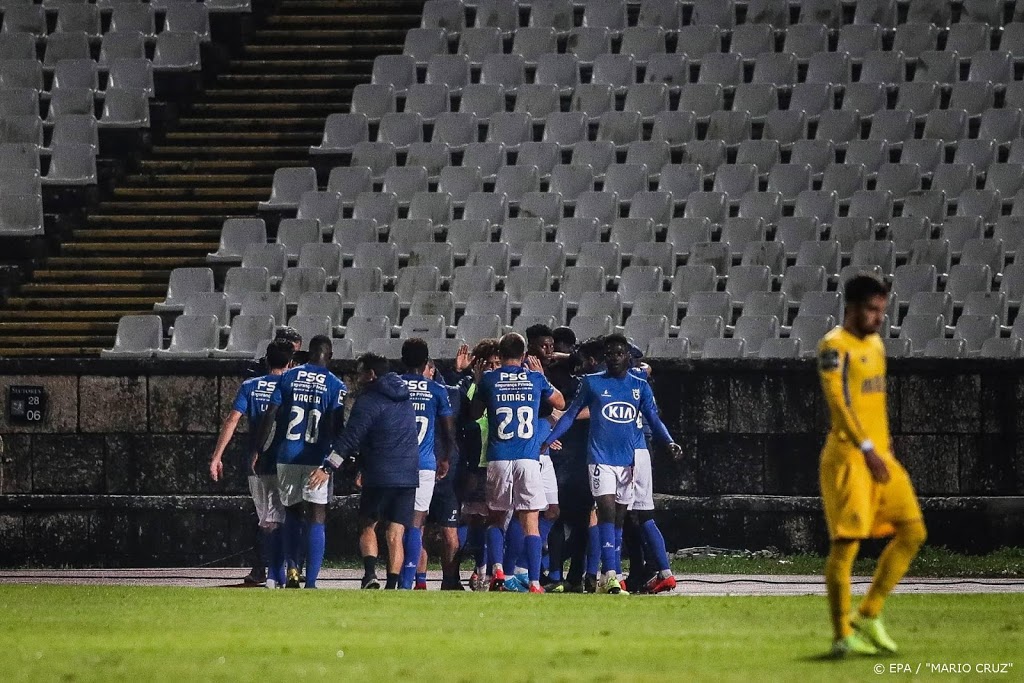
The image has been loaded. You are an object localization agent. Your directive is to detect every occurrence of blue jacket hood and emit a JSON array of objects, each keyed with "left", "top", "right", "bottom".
[{"left": 372, "top": 372, "right": 410, "bottom": 401}]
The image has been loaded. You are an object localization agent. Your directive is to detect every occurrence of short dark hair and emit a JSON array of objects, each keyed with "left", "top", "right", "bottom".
[
  {"left": 525, "top": 323, "right": 554, "bottom": 343},
  {"left": 552, "top": 326, "right": 576, "bottom": 348},
  {"left": 579, "top": 336, "right": 605, "bottom": 360},
  {"left": 498, "top": 332, "right": 527, "bottom": 360},
  {"left": 604, "top": 333, "right": 630, "bottom": 350},
  {"left": 471, "top": 338, "right": 500, "bottom": 362},
  {"left": 265, "top": 339, "right": 295, "bottom": 370},
  {"left": 308, "top": 334, "right": 333, "bottom": 359},
  {"left": 358, "top": 352, "right": 390, "bottom": 378},
  {"left": 275, "top": 326, "right": 302, "bottom": 345},
  {"left": 401, "top": 337, "right": 430, "bottom": 369},
  {"left": 844, "top": 273, "right": 890, "bottom": 307}
]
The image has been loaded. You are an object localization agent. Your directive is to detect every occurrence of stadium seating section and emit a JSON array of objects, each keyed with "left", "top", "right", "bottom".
[{"left": 5, "top": 0, "right": 1024, "bottom": 359}]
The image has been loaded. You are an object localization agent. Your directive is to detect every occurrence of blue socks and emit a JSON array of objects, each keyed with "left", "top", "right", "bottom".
[
  {"left": 457, "top": 525, "right": 468, "bottom": 549},
  {"left": 486, "top": 525, "right": 505, "bottom": 573},
  {"left": 401, "top": 527, "right": 423, "bottom": 589},
  {"left": 539, "top": 516, "right": 554, "bottom": 573},
  {"left": 261, "top": 527, "right": 285, "bottom": 586},
  {"left": 642, "top": 519, "right": 671, "bottom": 572},
  {"left": 305, "top": 521, "right": 325, "bottom": 588},
  {"left": 467, "top": 526, "right": 487, "bottom": 570},
  {"left": 598, "top": 522, "right": 616, "bottom": 575},
  {"left": 415, "top": 571, "right": 427, "bottom": 585},
  {"left": 586, "top": 525, "right": 601, "bottom": 577},
  {"left": 504, "top": 517, "right": 524, "bottom": 571},
  {"left": 524, "top": 534, "right": 542, "bottom": 583},
  {"left": 283, "top": 508, "right": 303, "bottom": 571}
]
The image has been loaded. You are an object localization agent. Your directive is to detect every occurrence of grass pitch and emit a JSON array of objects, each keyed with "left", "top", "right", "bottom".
[{"left": 2, "top": 586, "right": 1021, "bottom": 682}]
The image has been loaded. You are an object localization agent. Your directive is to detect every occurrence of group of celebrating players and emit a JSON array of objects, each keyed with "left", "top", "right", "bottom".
[
  {"left": 211, "top": 322, "right": 683, "bottom": 596},
  {"left": 210, "top": 272, "right": 928, "bottom": 657}
]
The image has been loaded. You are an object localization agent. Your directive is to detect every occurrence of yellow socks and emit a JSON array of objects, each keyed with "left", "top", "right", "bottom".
[
  {"left": 825, "top": 539, "right": 860, "bottom": 639},
  {"left": 859, "top": 520, "right": 927, "bottom": 618}
]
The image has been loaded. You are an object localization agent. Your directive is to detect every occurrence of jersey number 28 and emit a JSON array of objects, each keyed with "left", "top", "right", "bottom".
[{"left": 495, "top": 406, "right": 534, "bottom": 440}]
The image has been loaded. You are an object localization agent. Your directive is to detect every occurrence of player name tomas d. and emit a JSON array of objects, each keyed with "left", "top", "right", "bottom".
[{"left": 497, "top": 393, "right": 533, "bottom": 402}]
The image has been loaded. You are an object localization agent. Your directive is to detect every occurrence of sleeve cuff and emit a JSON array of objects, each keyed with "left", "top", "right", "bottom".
[
  {"left": 859, "top": 439, "right": 875, "bottom": 453},
  {"left": 324, "top": 451, "right": 344, "bottom": 470}
]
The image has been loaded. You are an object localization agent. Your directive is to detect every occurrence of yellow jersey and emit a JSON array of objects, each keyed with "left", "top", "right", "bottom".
[{"left": 817, "top": 326, "right": 890, "bottom": 457}]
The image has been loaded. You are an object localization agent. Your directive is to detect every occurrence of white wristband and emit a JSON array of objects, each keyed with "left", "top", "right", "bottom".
[{"left": 859, "top": 440, "right": 874, "bottom": 453}]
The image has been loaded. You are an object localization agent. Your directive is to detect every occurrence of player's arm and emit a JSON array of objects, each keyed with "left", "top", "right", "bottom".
[
  {"left": 209, "top": 409, "right": 243, "bottom": 481},
  {"left": 253, "top": 379, "right": 284, "bottom": 464},
  {"left": 437, "top": 414, "right": 456, "bottom": 479},
  {"left": 468, "top": 360, "right": 487, "bottom": 420},
  {"left": 544, "top": 380, "right": 588, "bottom": 448},
  {"left": 639, "top": 383, "right": 682, "bottom": 459},
  {"left": 817, "top": 342, "right": 889, "bottom": 483},
  {"left": 309, "top": 399, "right": 373, "bottom": 489}
]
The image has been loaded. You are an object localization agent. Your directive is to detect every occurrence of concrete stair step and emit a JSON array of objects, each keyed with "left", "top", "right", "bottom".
[
  {"left": 163, "top": 131, "right": 321, "bottom": 144},
  {"left": 202, "top": 88, "right": 357, "bottom": 101},
  {"left": 73, "top": 229, "right": 222, "bottom": 241},
  {"left": 33, "top": 270, "right": 173, "bottom": 282},
  {"left": 85, "top": 214, "right": 230, "bottom": 226},
  {"left": 61, "top": 242, "right": 219, "bottom": 255},
  {"left": 85, "top": 201, "right": 258, "bottom": 214},
  {"left": 149, "top": 144, "right": 312, "bottom": 158},
  {"left": 47, "top": 256, "right": 212, "bottom": 269},
  {"left": 0, "top": 335, "right": 114, "bottom": 347},
  {"left": 230, "top": 59, "right": 380, "bottom": 73},
  {"left": 123, "top": 174, "right": 274, "bottom": 187},
  {"left": 266, "top": 16, "right": 418, "bottom": 28},
  {"left": 0, "top": 347, "right": 105, "bottom": 356},
  {"left": 0, "top": 309, "right": 150, "bottom": 321},
  {"left": 20, "top": 283, "right": 168, "bottom": 296},
  {"left": 112, "top": 187, "right": 269, "bottom": 198},
  {"left": 0, "top": 321, "right": 119, "bottom": 334},
  {"left": 278, "top": 0, "right": 427, "bottom": 11},
  {"left": 6, "top": 296, "right": 161, "bottom": 310},
  {"left": 175, "top": 117, "right": 323, "bottom": 131},
  {"left": 137, "top": 159, "right": 299, "bottom": 172}
]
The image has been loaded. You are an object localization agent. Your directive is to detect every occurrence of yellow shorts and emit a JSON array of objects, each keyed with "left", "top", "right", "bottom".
[{"left": 819, "top": 441, "right": 923, "bottom": 540}]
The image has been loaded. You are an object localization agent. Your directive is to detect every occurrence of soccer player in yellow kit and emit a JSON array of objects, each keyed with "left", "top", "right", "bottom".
[{"left": 817, "top": 274, "right": 927, "bottom": 657}]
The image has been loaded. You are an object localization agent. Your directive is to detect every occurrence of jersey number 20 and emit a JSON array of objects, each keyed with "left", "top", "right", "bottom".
[
  {"left": 495, "top": 406, "right": 534, "bottom": 440},
  {"left": 286, "top": 406, "right": 322, "bottom": 443}
]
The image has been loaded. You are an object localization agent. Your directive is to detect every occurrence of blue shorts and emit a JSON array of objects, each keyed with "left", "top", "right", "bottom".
[
  {"left": 359, "top": 486, "right": 415, "bottom": 527},
  {"left": 428, "top": 475, "right": 460, "bottom": 528}
]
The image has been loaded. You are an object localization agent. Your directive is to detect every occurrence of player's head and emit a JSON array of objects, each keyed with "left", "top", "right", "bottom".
[
  {"left": 525, "top": 323, "right": 555, "bottom": 366},
  {"left": 844, "top": 273, "right": 889, "bottom": 337},
  {"left": 552, "top": 326, "right": 576, "bottom": 354},
  {"left": 498, "top": 332, "right": 527, "bottom": 364},
  {"left": 357, "top": 352, "right": 390, "bottom": 386},
  {"left": 471, "top": 338, "right": 502, "bottom": 371},
  {"left": 578, "top": 336, "right": 605, "bottom": 373},
  {"left": 401, "top": 337, "right": 430, "bottom": 372},
  {"left": 306, "top": 335, "right": 333, "bottom": 366},
  {"left": 604, "top": 333, "right": 632, "bottom": 376},
  {"left": 275, "top": 326, "right": 303, "bottom": 351},
  {"left": 265, "top": 339, "right": 295, "bottom": 371}
]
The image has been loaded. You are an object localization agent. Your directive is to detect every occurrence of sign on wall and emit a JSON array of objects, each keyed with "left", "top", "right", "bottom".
[{"left": 8, "top": 386, "right": 46, "bottom": 424}]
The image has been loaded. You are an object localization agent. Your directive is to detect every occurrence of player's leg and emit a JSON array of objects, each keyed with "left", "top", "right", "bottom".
[
  {"left": 503, "top": 513, "right": 527, "bottom": 589},
  {"left": 854, "top": 463, "right": 927, "bottom": 653},
  {"left": 276, "top": 464, "right": 306, "bottom": 588},
  {"left": 592, "top": 460, "right": 622, "bottom": 595},
  {"left": 383, "top": 487, "right": 415, "bottom": 589},
  {"left": 518, "top": 509, "right": 544, "bottom": 592},
  {"left": 260, "top": 474, "right": 287, "bottom": 588},
  {"left": 485, "top": 461, "right": 512, "bottom": 588},
  {"left": 610, "top": 466, "right": 634, "bottom": 587},
  {"left": 430, "top": 478, "right": 463, "bottom": 590},
  {"left": 585, "top": 508, "right": 601, "bottom": 592},
  {"left": 300, "top": 464, "right": 330, "bottom": 589},
  {"left": 358, "top": 487, "right": 382, "bottom": 589},
  {"left": 403, "top": 470, "right": 435, "bottom": 589},
  {"left": 538, "top": 454, "right": 560, "bottom": 585},
  {"left": 630, "top": 448, "right": 674, "bottom": 593},
  {"left": 512, "top": 459, "right": 548, "bottom": 593}
]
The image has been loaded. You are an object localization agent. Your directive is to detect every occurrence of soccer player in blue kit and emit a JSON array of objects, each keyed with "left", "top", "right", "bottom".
[
  {"left": 210, "top": 339, "right": 295, "bottom": 588},
  {"left": 471, "top": 333, "right": 565, "bottom": 593},
  {"left": 254, "top": 335, "right": 346, "bottom": 589},
  {"left": 544, "top": 334, "right": 682, "bottom": 594},
  {"left": 399, "top": 338, "right": 455, "bottom": 589}
]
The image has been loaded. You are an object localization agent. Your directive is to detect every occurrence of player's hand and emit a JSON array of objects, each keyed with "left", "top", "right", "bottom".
[
  {"left": 864, "top": 449, "right": 891, "bottom": 484},
  {"left": 472, "top": 358, "right": 486, "bottom": 384},
  {"left": 667, "top": 442, "right": 683, "bottom": 461},
  {"left": 436, "top": 459, "right": 450, "bottom": 480},
  {"left": 249, "top": 452, "right": 259, "bottom": 475},
  {"left": 307, "top": 467, "right": 330, "bottom": 490},
  {"left": 354, "top": 471, "right": 362, "bottom": 489},
  {"left": 455, "top": 343, "right": 472, "bottom": 373},
  {"left": 525, "top": 355, "right": 544, "bottom": 373},
  {"left": 209, "top": 457, "right": 223, "bottom": 482},
  {"left": 549, "top": 440, "right": 562, "bottom": 451}
]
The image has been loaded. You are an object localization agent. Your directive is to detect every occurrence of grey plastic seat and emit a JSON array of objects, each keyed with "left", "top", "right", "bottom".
[
  {"left": 740, "top": 240, "right": 785, "bottom": 276},
  {"left": 788, "top": 314, "right": 835, "bottom": 357},
  {"left": 421, "top": 0, "right": 465, "bottom": 34},
  {"left": 805, "top": 52, "right": 849, "bottom": 85},
  {"left": 960, "top": 239, "right": 1004, "bottom": 276},
  {"left": 697, "top": 53, "right": 742, "bottom": 89},
  {"left": 994, "top": 216, "right": 1024, "bottom": 257},
  {"left": 460, "top": 142, "right": 505, "bottom": 182},
  {"left": 894, "top": 83, "right": 940, "bottom": 121},
  {"left": 699, "top": 337, "right": 744, "bottom": 359},
  {"left": 914, "top": 50, "right": 959, "bottom": 85},
  {"left": 163, "top": 3, "right": 210, "bottom": 42},
  {"left": 891, "top": 23, "right": 938, "bottom": 59},
  {"left": 535, "top": 52, "right": 579, "bottom": 93},
  {"left": 617, "top": 265, "right": 663, "bottom": 305},
  {"left": 41, "top": 142, "right": 96, "bottom": 186},
  {"left": 766, "top": 164, "right": 812, "bottom": 204},
  {"left": 956, "top": 190, "right": 1002, "bottom": 225},
  {"left": 459, "top": 27, "right": 502, "bottom": 66},
  {"left": 336, "top": 267, "right": 383, "bottom": 306},
  {"left": 607, "top": 218, "right": 655, "bottom": 258},
  {"left": 355, "top": 292, "right": 401, "bottom": 325},
  {"left": 851, "top": 240, "right": 895, "bottom": 276},
  {"left": 571, "top": 141, "right": 616, "bottom": 179},
  {"left": 296, "top": 191, "right": 341, "bottom": 233},
  {"left": 259, "top": 167, "right": 316, "bottom": 211},
  {"left": 979, "top": 109, "right": 1023, "bottom": 145},
  {"left": 152, "top": 31, "right": 202, "bottom": 72},
  {"left": 331, "top": 217, "right": 379, "bottom": 261},
  {"left": 52, "top": 59, "right": 98, "bottom": 94},
  {"left": 408, "top": 242, "right": 454, "bottom": 279},
  {"left": 731, "top": 315, "right": 778, "bottom": 356},
  {"left": 751, "top": 53, "right": 798, "bottom": 88},
  {"left": 554, "top": 218, "right": 601, "bottom": 258},
  {"left": 286, "top": 315, "right": 332, "bottom": 346},
  {"left": 902, "top": 190, "right": 947, "bottom": 223},
  {"left": 155, "top": 315, "right": 218, "bottom": 359},
  {"left": 500, "top": 217, "right": 545, "bottom": 257},
  {"left": 839, "top": 22, "right": 885, "bottom": 58},
  {"left": 686, "top": 290, "right": 730, "bottom": 322},
  {"left": 280, "top": 267, "right": 327, "bottom": 307},
  {"left": 463, "top": 190, "right": 506, "bottom": 223},
  {"left": 670, "top": 264, "right": 717, "bottom": 304},
  {"left": 881, "top": 337, "right": 910, "bottom": 358},
  {"left": 644, "top": 54, "right": 688, "bottom": 94},
  {"left": 0, "top": 87, "right": 38, "bottom": 119},
  {"left": 297, "top": 243, "right": 343, "bottom": 284},
  {"left": 459, "top": 84, "right": 505, "bottom": 121},
  {"left": 529, "top": 0, "right": 573, "bottom": 33},
  {"left": 898, "top": 314, "right": 945, "bottom": 354},
  {"left": 0, "top": 59, "right": 41, "bottom": 92},
  {"left": 353, "top": 192, "right": 399, "bottom": 228},
  {"left": 963, "top": 291, "right": 1008, "bottom": 326},
  {"left": 794, "top": 190, "right": 839, "bottom": 225},
  {"left": 97, "top": 87, "right": 149, "bottom": 128},
  {"left": 781, "top": 265, "right": 827, "bottom": 305},
  {"left": 395, "top": 266, "right": 442, "bottom": 307},
  {"left": 969, "top": 51, "right": 1012, "bottom": 84},
  {"left": 725, "top": 264, "right": 771, "bottom": 306},
  {"left": 623, "top": 81, "right": 669, "bottom": 121},
  {"left": 949, "top": 82, "right": 994, "bottom": 119},
  {"left": 620, "top": 26, "right": 665, "bottom": 65},
  {"left": 578, "top": 291, "right": 623, "bottom": 324},
  {"left": 980, "top": 337, "right": 1024, "bottom": 358},
  {"left": 183, "top": 293, "right": 230, "bottom": 336},
  {"left": 658, "top": 164, "right": 703, "bottom": 201},
  {"left": 404, "top": 84, "right": 450, "bottom": 123},
  {"left": 581, "top": 0, "right": 626, "bottom": 34},
  {"left": 578, "top": 241, "right": 621, "bottom": 277},
  {"left": 518, "top": 191, "right": 563, "bottom": 226},
  {"left": 520, "top": 291, "right": 566, "bottom": 323},
  {"left": 731, "top": 23, "right": 774, "bottom": 61},
  {"left": 505, "top": 265, "right": 552, "bottom": 306},
  {"left": 860, "top": 50, "right": 905, "bottom": 85},
  {"left": 102, "top": 315, "right": 164, "bottom": 358},
  {"left": 388, "top": 218, "right": 435, "bottom": 258},
  {"left": 673, "top": 25, "right": 721, "bottom": 64},
  {"left": 568, "top": 28, "right": 613, "bottom": 65},
  {"left": 377, "top": 112, "right": 424, "bottom": 149},
  {"left": 596, "top": 111, "right": 641, "bottom": 147},
  {"left": 353, "top": 241, "right": 400, "bottom": 278},
  {"left": 763, "top": 110, "right": 807, "bottom": 149},
  {"left": 45, "top": 87, "right": 94, "bottom": 123},
  {"left": 297, "top": 292, "right": 345, "bottom": 331},
  {"left": 648, "top": 113, "right": 696, "bottom": 153},
  {"left": 456, "top": 313, "right": 503, "bottom": 344},
  {"left": 561, "top": 265, "right": 606, "bottom": 305},
  {"left": 372, "top": 54, "right": 416, "bottom": 95},
  {"left": 721, "top": 218, "right": 766, "bottom": 258},
  {"left": 223, "top": 267, "right": 270, "bottom": 310},
  {"left": 543, "top": 111, "right": 588, "bottom": 149},
  {"left": 468, "top": 241, "right": 511, "bottom": 277},
  {"left": 922, "top": 338, "right": 965, "bottom": 358},
  {"left": 495, "top": 165, "right": 540, "bottom": 204},
  {"left": 906, "top": 290, "right": 953, "bottom": 323},
  {"left": 815, "top": 111, "right": 860, "bottom": 148},
  {"left": 774, "top": 217, "right": 820, "bottom": 256},
  {"left": 512, "top": 27, "right": 557, "bottom": 66},
  {"left": 347, "top": 317, "right": 392, "bottom": 356},
  {"left": 207, "top": 218, "right": 266, "bottom": 264},
  {"left": 382, "top": 165, "right": 429, "bottom": 205},
  {"left": 892, "top": 264, "right": 938, "bottom": 304},
  {"left": 511, "top": 84, "right": 558, "bottom": 124},
  {"left": 676, "top": 315, "right": 724, "bottom": 357},
  {"left": 623, "top": 314, "right": 669, "bottom": 351},
  {"left": 939, "top": 216, "right": 983, "bottom": 255},
  {"left": 688, "top": 242, "right": 730, "bottom": 275},
  {"left": 403, "top": 27, "right": 447, "bottom": 67},
  {"left": 486, "top": 111, "right": 532, "bottom": 149},
  {"left": 923, "top": 109, "right": 968, "bottom": 142},
  {"left": 796, "top": 239, "right": 840, "bottom": 275},
  {"left": 674, "top": 84, "right": 723, "bottom": 124},
  {"left": 1, "top": 114, "right": 42, "bottom": 146},
  {"left": 568, "top": 313, "right": 614, "bottom": 340},
  {"left": 349, "top": 142, "right": 396, "bottom": 181},
  {"left": 154, "top": 267, "right": 214, "bottom": 312}
]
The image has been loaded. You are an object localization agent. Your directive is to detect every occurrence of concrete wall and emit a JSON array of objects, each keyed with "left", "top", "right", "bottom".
[{"left": 1, "top": 358, "right": 1022, "bottom": 566}]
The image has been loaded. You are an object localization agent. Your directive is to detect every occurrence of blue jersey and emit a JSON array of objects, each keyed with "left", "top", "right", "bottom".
[
  {"left": 477, "top": 365, "right": 554, "bottom": 462},
  {"left": 269, "top": 363, "right": 347, "bottom": 466},
  {"left": 548, "top": 370, "right": 673, "bottom": 467},
  {"left": 233, "top": 374, "right": 282, "bottom": 475},
  {"left": 537, "top": 418, "right": 552, "bottom": 456},
  {"left": 401, "top": 373, "right": 454, "bottom": 471}
]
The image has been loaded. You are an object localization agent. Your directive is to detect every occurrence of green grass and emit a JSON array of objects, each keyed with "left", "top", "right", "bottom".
[{"left": 2, "top": 586, "right": 1021, "bottom": 682}]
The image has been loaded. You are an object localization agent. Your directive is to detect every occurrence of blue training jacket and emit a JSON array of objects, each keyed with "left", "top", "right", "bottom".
[{"left": 327, "top": 372, "right": 419, "bottom": 488}]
